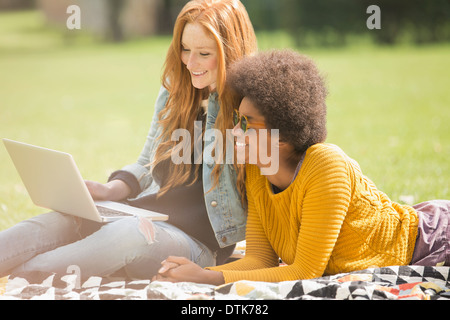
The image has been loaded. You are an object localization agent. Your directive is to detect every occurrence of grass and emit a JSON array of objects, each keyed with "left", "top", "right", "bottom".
[{"left": 1, "top": 10, "right": 449, "bottom": 230}]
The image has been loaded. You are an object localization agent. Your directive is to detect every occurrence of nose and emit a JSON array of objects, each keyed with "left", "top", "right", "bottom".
[
  {"left": 186, "top": 54, "right": 198, "bottom": 71},
  {"left": 232, "top": 123, "right": 244, "bottom": 137}
]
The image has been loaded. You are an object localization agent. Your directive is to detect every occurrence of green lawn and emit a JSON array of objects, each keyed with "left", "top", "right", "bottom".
[{"left": 1, "top": 10, "right": 449, "bottom": 230}]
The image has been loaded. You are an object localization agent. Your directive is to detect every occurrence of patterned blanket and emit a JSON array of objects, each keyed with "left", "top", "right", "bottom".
[{"left": 1, "top": 265, "right": 449, "bottom": 300}]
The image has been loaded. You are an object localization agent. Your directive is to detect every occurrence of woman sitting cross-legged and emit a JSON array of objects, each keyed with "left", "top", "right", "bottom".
[{"left": 153, "top": 50, "right": 450, "bottom": 285}]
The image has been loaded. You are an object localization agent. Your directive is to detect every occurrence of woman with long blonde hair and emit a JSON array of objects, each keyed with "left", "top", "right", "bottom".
[{"left": 0, "top": 0, "right": 257, "bottom": 281}]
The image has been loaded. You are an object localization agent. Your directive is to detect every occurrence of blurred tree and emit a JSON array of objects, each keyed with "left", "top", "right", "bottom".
[
  {"left": 106, "top": 0, "right": 124, "bottom": 42},
  {"left": 34, "top": 0, "right": 450, "bottom": 45},
  {"left": 360, "top": 0, "right": 450, "bottom": 45},
  {"left": 404, "top": 0, "right": 450, "bottom": 44},
  {"left": 0, "top": 0, "right": 34, "bottom": 10},
  {"left": 242, "top": 0, "right": 450, "bottom": 47},
  {"left": 279, "top": 0, "right": 363, "bottom": 47},
  {"left": 155, "top": 0, "right": 188, "bottom": 34},
  {"left": 241, "top": 0, "right": 282, "bottom": 31}
]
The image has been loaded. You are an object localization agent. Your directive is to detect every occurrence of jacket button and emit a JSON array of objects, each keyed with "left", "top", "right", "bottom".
[
  {"left": 222, "top": 236, "right": 227, "bottom": 243},
  {"left": 211, "top": 201, "right": 218, "bottom": 207}
]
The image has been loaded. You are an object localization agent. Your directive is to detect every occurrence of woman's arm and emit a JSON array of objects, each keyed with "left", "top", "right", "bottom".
[
  {"left": 85, "top": 180, "right": 131, "bottom": 201},
  {"left": 215, "top": 147, "right": 353, "bottom": 283},
  {"left": 155, "top": 147, "right": 353, "bottom": 284},
  {"left": 153, "top": 175, "right": 279, "bottom": 285},
  {"left": 209, "top": 176, "right": 280, "bottom": 274},
  {"left": 153, "top": 256, "right": 225, "bottom": 285}
]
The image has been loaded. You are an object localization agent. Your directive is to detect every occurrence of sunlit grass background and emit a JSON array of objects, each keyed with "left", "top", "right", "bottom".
[{"left": 1, "top": 10, "right": 449, "bottom": 230}]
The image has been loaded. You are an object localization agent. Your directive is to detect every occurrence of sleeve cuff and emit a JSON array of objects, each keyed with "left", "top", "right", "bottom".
[{"left": 108, "top": 170, "right": 141, "bottom": 198}]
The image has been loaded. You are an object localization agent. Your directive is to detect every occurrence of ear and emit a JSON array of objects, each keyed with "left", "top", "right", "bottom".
[
  {"left": 277, "top": 138, "right": 289, "bottom": 148},
  {"left": 277, "top": 138, "right": 297, "bottom": 155}
]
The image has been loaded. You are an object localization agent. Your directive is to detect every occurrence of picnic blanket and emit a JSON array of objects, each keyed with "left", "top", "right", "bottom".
[{"left": 1, "top": 265, "right": 449, "bottom": 300}]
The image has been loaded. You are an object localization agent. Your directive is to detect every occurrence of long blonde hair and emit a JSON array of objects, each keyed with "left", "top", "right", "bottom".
[{"left": 153, "top": 0, "right": 257, "bottom": 202}]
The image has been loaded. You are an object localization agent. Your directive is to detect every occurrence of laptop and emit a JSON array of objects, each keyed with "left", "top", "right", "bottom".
[{"left": 2, "top": 138, "right": 168, "bottom": 223}]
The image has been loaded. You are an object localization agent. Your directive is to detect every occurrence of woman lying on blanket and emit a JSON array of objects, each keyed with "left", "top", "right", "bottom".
[{"left": 154, "top": 50, "right": 450, "bottom": 285}]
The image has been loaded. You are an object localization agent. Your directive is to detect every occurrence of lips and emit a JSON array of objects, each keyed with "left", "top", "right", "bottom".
[{"left": 192, "top": 71, "right": 207, "bottom": 76}]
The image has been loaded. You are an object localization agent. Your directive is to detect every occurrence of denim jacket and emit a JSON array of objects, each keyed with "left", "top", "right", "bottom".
[{"left": 117, "top": 87, "right": 247, "bottom": 248}]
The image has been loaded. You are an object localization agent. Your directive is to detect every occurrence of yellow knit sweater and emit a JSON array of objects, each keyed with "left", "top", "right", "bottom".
[{"left": 210, "top": 143, "right": 419, "bottom": 283}]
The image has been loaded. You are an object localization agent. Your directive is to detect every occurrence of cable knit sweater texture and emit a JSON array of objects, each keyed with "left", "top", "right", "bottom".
[{"left": 209, "top": 143, "right": 419, "bottom": 283}]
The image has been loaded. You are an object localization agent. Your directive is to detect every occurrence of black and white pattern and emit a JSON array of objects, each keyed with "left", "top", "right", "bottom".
[{"left": 1, "top": 266, "right": 450, "bottom": 300}]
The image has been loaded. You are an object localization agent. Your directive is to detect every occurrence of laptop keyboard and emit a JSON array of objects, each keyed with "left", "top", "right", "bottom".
[{"left": 96, "top": 206, "right": 133, "bottom": 217}]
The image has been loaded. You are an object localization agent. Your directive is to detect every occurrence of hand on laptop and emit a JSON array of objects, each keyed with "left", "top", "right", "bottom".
[{"left": 85, "top": 180, "right": 131, "bottom": 201}]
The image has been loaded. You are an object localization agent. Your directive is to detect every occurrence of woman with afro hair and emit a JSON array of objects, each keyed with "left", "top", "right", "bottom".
[{"left": 154, "top": 50, "right": 450, "bottom": 285}]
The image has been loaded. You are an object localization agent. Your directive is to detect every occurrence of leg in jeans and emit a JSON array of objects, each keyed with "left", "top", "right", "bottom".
[
  {"left": 10, "top": 217, "right": 216, "bottom": 280},
  {"left": 0, "top": 212, "right": 100, "bottom": 277}
]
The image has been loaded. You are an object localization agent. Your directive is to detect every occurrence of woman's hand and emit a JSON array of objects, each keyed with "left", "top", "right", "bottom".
[
  {"left": 85, "top": 180, "right": 131, "bottom": 201},
  {"left": 152, "top": 256, "right": 225, "bottom": 286}
]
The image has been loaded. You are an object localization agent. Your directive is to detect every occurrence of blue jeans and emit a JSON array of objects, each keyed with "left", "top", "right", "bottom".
[{"left": 0, "top": 212, "right": 216, "bottom": 280}]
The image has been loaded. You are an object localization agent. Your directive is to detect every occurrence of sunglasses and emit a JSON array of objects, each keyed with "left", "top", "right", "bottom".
[{"left": 233, "top": 109, "right": 265, "bottom": 133}]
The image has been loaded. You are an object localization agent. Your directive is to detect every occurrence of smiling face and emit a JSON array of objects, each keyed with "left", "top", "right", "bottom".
[
  {"left": 232, "top": 97, "right": 271, "bottom": 166},
  {"left": 181, "top": 23, "right": 219, "bottom": 91}
]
